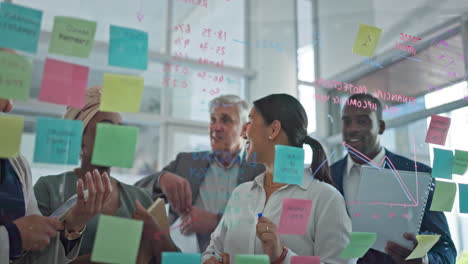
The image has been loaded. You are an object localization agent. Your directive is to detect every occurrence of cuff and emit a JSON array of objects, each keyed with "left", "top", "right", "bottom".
[
  {"left": 4, "top": 222, "right": 22, "bottom": 259},
  {"left": 283, "top": 248, "right": 297, "bottom": 264},
  {"left": 60, "top": 231, "right": 81, "bottom": 255}
]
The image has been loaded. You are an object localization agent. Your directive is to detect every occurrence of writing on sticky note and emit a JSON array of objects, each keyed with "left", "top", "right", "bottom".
[
  {"left": 352, "top": 24, "right": 382, "bottom": 57},
  {"left": 291, "top": 256, "right": 320, "bottom": 264},
  {"left": 0, "top": 2, "right": 42, "bottom": 53},
  {"left": 39, "top": 58, "right": 88, "bottom": 108},
  {"left": 425, "top": 115, "right": 451, "bottom": 146},
  {"left": 33, "top": 117, "right": 82, "bottom": 165},
  {"left": 430, "top": 180, "right": 457, "bottom": 212},
  {"left": 459, "top": 184, "right": 468, "bottom": 214},
  {"left": 339, "top": 232, "right": 377, "bottom": 259},
  {"left": 91, "top": 123, "right": 139, "bottom": 168},
  {"left": 406, "top": 235, "right": 440, "bottom": 260},
  {"left": 236, "top": 255, "right": 270, "bottom": 264},
  {"left": 49, "top": 16, "right": 96, "bottom": 58},
  {"left": 0, "top": 115, "right": 24, "bottom": 158},
  {"left": 432, "top": 148, "right": 453, "bottom": 179},
  {"left": 273, "top": 145, "right": 304, "bottom": 185},
  {"left": 0, "top": 51, "right": 32, "bottom": 100},
  {"left": 91, "top": 215, "right": 143, "bottom": 264},
  {"left": 100, "top": 73, "right": 144, "bottom": 113},
  {"left": 161, "top": 252, "right": 200, "bottom": 264},
  {"left": 278, "top": 198, "right": 313, "bottom": 235},
  {"left": 453, "top": 150, "right": 468, "bottom": 175},
  {"left": 109, "top": 25, "right": 148, "bottom": 70}
]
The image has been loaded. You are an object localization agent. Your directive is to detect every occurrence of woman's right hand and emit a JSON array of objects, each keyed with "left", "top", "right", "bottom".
[{"left": 203, "top": 253, "right": 230, "bottom": 264}]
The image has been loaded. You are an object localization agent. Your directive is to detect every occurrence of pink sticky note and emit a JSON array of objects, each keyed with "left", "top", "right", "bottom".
[
  {"left": 39, "top": 58, "right": 89, "bottom": 108},
  {"left": 425, "top": 115, "right": 451, "bottom": 146},
  {"left": 278, "top": 198, "right": 313, "bottom": 235},
  {"left": 291, "top": 256, "right": 320, "bottom": 264}
]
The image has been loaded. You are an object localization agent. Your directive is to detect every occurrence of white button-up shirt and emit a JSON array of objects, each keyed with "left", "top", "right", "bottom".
[{"left": 202, "top": 170, "right": 354, "bottom": 264}]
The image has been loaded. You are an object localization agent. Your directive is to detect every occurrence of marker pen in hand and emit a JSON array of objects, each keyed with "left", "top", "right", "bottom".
[
  {"left": 258, "top": 213, "right": 263, "bottom": 219},
  {"left": 212, "top": 252, "right": 223, "bottom": 263}
]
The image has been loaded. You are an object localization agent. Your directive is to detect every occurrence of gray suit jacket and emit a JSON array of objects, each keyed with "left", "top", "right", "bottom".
[{"left": 134, "top": 151, "right": 265, "bottom": 252}]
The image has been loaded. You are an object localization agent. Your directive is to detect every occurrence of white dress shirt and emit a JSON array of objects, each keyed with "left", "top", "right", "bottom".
[{"left": 202, "top": 170, "right": 354, "bottom": 264}]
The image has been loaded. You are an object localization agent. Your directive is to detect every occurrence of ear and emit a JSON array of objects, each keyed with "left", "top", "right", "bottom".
[
  {"left": 378, "top": 120, "right": 386, "bottom": 135},
  {"left": 269, "top": 120, "right": 282, "bottom": 140}
]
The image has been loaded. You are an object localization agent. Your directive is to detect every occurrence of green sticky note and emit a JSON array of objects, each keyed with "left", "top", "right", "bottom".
[
  {"left": 458, "top": 251, "right": 468, "bottom": 264},
  {"left": 161, "top": 252, "right": 200, "bottom": 264},
  {"left": 0, "top": 115, "right": 24, "bottom": 158},
  {"left": 352, "top": 24, "right": 382, "bottom": 57},
  {"left": 100, "top": 73, "right": 144, "bottom": 113},
  {"left": 0, "top": 51, "right": 32, "bottom": 100},
  {"left": 49, "top": 16, "right": 96, "bottom": 58},
  {"left": 0, "top": 2, "right": 43, "bottom": 54},
  {"left": 432, "top": 148, "right": 453, "bottom": 179},
  {"left": 273, "top": 145, "right": 305, "bottom": 185},
  {"left": 459, "top": 184, "right": 468, "bottom": 214},
  {"left": 235, "top": 254, "right": 270, "bottom": 264},
  {"left": 91, "top": 215, "right": 143, "bottom": 264},
  {"left": 430, "top": 180, "right": 457, "bottom": 212},
  {"left": 406, "top": 235, "right": 440, "bottom": 260},
  {"left": 91, "top": 123, "right": 139, "bottom": 168},
  {"left": 453, "top": 150, "right": 468, "bottom": 175},
  {"left": 339, "top": 232, "right": 377, "bottom": 259}
]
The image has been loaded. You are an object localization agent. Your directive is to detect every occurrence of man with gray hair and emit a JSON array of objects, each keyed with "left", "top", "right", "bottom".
[{"left": 135, "top": 95, "right": 264, "bottom": 252}]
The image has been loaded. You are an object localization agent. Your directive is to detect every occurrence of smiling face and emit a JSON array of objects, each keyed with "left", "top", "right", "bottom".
[
  {"left": 245, "top": 108, "right": 271, "bottom": 164},
  {"left": 342, "top": 105, "right": 385, "bottom": 162},
  {"left": 209, "top": 104, "right": 243, "bottom": 153}
]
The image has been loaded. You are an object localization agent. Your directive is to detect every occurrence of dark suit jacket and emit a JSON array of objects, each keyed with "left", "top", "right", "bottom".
[
  {"left": 331, "top": 149, "right": 456, "bottom": 264},
  {"left": 134, "top": 151, "right": 265, "bottom": 252}
]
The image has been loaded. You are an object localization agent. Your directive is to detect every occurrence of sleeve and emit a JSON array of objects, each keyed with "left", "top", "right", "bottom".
[
  {"left": 306, "top": 191, "right": 353, "bottom": 264},
  {"left": 422, "top": 180, "right": 457, "bottom": 264},
  {"left": 201, "top": 199, "right": 229, "bottom": 263},
  {"left": 134, "top": 153, "right": 182, "bottom": 201},
  {"left": 0, "top": 226, "right": 12, "bottom": 264},
  {"left": 32, "top": 178, "right": 53, "bottom": 217}
]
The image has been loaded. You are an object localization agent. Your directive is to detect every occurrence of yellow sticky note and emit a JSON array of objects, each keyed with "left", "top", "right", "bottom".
[
  {"left": 406, "top": 235, "right": 440, "bottom": 260},
  {"left": 100, "top": 73, "right": 144, "bottom": 113},
  {"left": 0, "top": 115, "right": 24, "bottom": 158},
  {"left": 352, "top": 24, "right": 382, "bottom": 57}
]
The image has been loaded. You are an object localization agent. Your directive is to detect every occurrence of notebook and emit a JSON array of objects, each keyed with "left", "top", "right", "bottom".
[
  {"left": 347, "top": 166, "right": 432, "bottom": 253},
  {"left": 147, "top": 197, "right": 170, "bottom": 231}
]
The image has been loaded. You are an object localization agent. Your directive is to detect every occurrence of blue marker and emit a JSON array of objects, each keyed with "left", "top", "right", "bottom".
[{"left": 257, "top": 213, "right": 263, "bottom": 219}]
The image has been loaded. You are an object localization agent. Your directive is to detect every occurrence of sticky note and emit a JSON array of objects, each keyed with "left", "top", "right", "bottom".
[
  {"left": 33, "top": 117, "right": 82, "bottom": 165},
  {"left": 0, "top": 115, "right": 24, "bottom": 158},
  {"left": 161, "top": 252, "right": 200, "bottom": 264},
  {"left": 91, "top": 123, "right": 139, "bottom": 168},
  {"left": 291, "top": 256, "right": 320, "bottom": 264},
  {"left": 278, "top": 198, "right": 313, "bottom": 235},
  {"left": 425, "top": 115, "right": 451, "bottom": 146},
  {"left": 458, "top": 251, "right": 468, "bottom": 264},
  {"left": 352, "top": 24, "right": 382, "bottom": 57},
  {"left": 338, "top": 232, "right": 377, "bottom": 259},
  {"left": 430, "top": 180, "right": 457, "bottom": 212},
  {"left": 39, "top": 58, "right": 89, "bottom": 108},
  {"left": 453, "top": 150, "right": 468, "bottom": 175},
  {"left": 406, "top": 235, "right": 440, "bottom": 260},
  {"left": 49, "top": 16, "right": 96, "bottom": 58},
  {"left": 100, "top": 73, "right": 144, "bottom": 113},
  {"left": 459, "top": 184, "right": 468, "bottom": 214},
  {"left": 235, "top": 255, "right": 270, "bottom": 264},
  {"left": 0, "top": 51, "right": 32, "bottom": 100},
  {"left": 432, "top": 148, "right": 453, "bottom": 179},
  {"left": 109, "top": 25, "right": 148, "bottom": 70},
  {"left": 91, "top": 215, "right": 143, "bottom": 264},
  {"left": 273, "top": 145, "right": 305, "bottom": 185},
  {"left": 0, "top": 2, "right": 42, "bottom": 53}
]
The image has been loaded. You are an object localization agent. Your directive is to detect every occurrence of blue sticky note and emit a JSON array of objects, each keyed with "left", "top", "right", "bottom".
[
  {"left": 0, "top": 2, "right": 42, "bottom": 53},
  {"left": 162, "top": 252, "right": 200, "bottom": 264},
  {"left": 459, "top": 184, "right": 468, "bottom": 214},
  {"left": 109, "top": 25, "right": 148, "bottom": 70},
  {"left": 432, "top": 148, "right": 453, "bottom": 179},
  {"left": 273, "top": 145, "right": 305, "bottom": 185},
  {"left": 33, "top": 117, "right": 82, "bottom": 165}
]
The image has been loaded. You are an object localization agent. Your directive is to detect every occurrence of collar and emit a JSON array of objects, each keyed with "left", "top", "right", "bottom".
[
  {"left": 346, "top": 147, "right": 386, "bottom": 176},
  {"left": 210, "top": 150, "right": 243, "bottom": 169},
  {"left": 250, "top": 169, "right": 313, "bottom": 191}
]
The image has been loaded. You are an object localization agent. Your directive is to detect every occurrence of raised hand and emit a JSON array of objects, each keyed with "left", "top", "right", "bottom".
[
  {"left": 255, "top": 216, "right": 283, "bottom": 262},
  {"left": 159, "top": 172, "right": 192, "bottom": 215},
  {"left": 180, "top": 207, "right": 218, "bottom": 235},
  {"left": 13, "top": 215, "right": 64, "bottom": 251}
]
